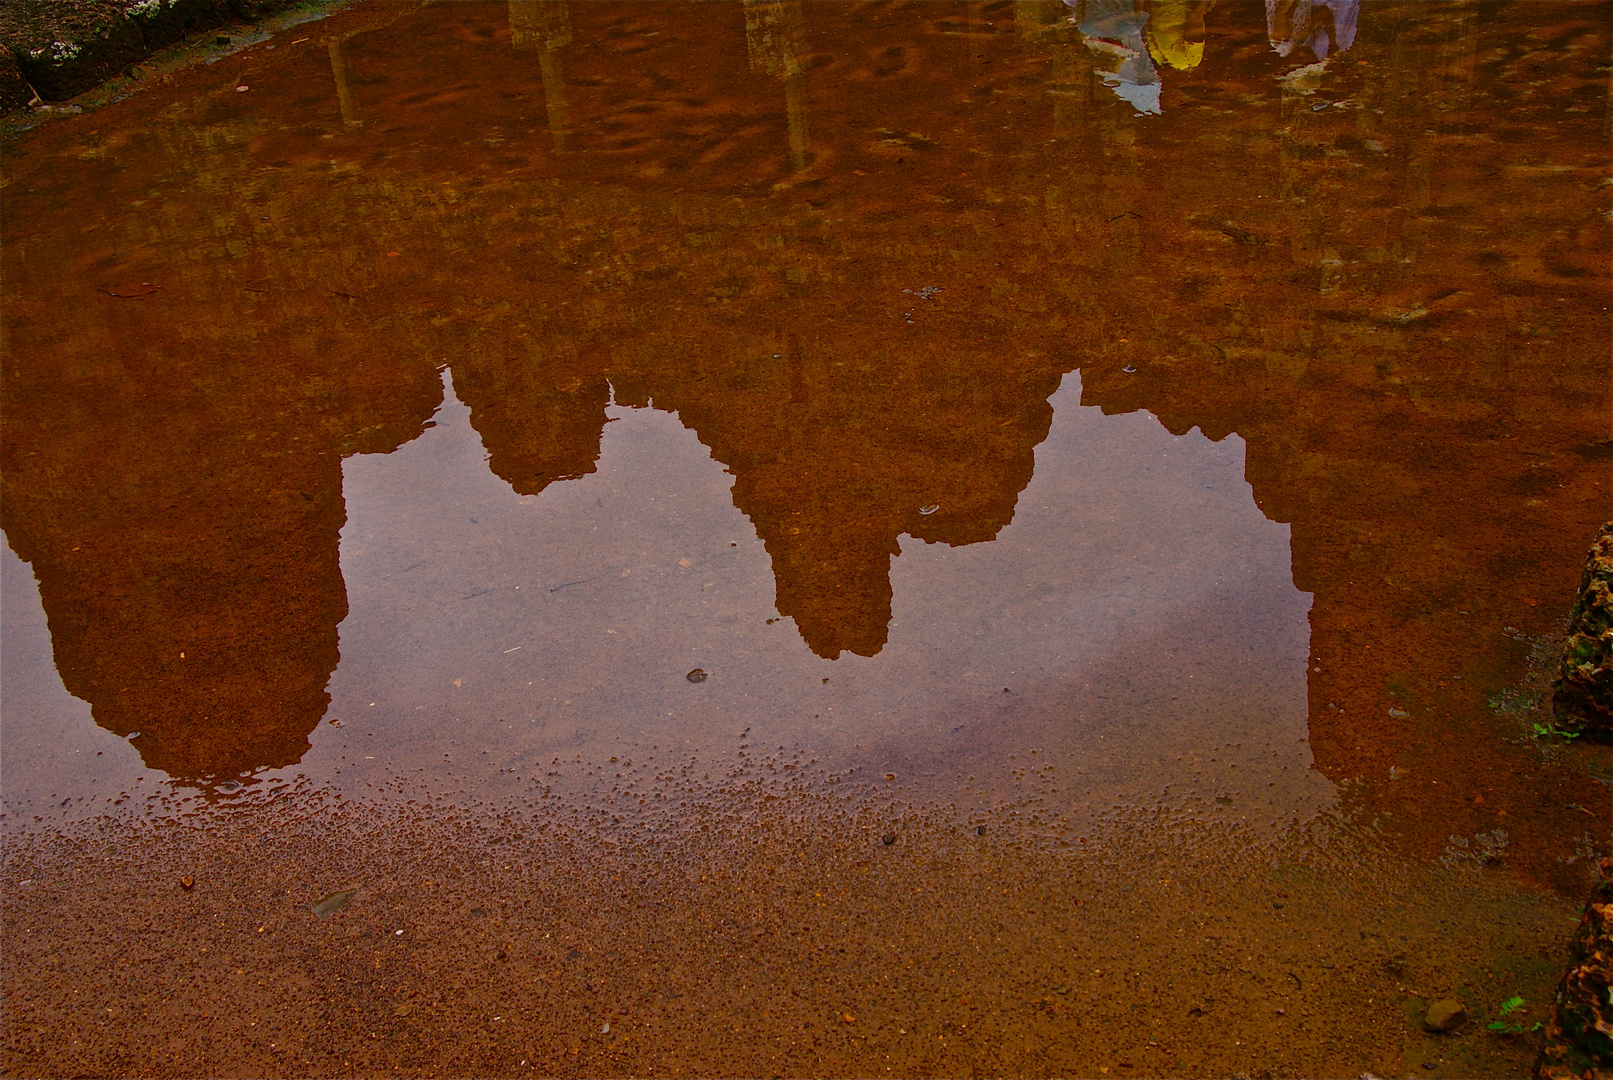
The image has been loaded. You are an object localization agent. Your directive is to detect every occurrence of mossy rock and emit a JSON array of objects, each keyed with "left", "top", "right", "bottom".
[
  {"left": 1552, "top": 522, "right": 1613, "bottom": 740},
  {"left": 1538, "top": 859, "right": 1613, "bottom": 1079}
]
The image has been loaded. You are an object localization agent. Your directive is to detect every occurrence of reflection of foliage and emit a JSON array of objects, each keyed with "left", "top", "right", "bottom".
[
  {"left": 1443, "top": 830, "right": 1510, "bottom": 868},
  {"left": 1489, "top": 688, "right": 1542, "bottom": 720},
  {"left": 1491, "top": 624, "right": 1587, "bottom": 752}
]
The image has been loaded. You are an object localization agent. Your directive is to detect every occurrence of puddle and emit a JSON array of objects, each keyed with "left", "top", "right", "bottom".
[{"left": 1, "top": 1, "right": 1608, "bottom": 1075}]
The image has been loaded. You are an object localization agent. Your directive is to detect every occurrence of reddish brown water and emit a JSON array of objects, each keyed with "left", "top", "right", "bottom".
[{"left": 2, "top": 2, "right": 1609, "bottom": 1076}]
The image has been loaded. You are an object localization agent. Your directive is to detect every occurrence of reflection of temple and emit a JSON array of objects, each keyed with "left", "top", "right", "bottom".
[
  {"left": 624, "top": 324, "right": 1061, "bottom": 658},
  {"left": 0, "top": 232, "right": 442, "bottom": 776},
  {"left": 2, "top": 0, "right": 1609, "bottom": 891}
]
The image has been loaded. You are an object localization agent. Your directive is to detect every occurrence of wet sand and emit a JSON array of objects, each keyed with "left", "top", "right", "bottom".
[{"left": 0, "top": 781, "right": 1575, "bottom": 1078}]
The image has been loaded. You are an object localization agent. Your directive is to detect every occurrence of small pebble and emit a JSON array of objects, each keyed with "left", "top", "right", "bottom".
[
  {"left": 1422, "top": 998, "right": 1467, "bottom": 1033},
  {"left": 180, "top": 875, "right": 195, "bottom": 891},
  {"left": 882, "top": 833, "right": 897, "bottom": 846},
  {"left": 685, "top": 668, "right": 707, "bottom": 683}
]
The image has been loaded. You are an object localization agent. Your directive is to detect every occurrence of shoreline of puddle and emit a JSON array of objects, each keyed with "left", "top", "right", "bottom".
[{"left": 2, "top": 776, "right": 1570, "bottom": 1079}]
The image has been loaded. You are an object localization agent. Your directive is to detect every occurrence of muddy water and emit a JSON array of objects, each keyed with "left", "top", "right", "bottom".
[{"left": 2, "top": 2, "right": 1609, "bottom": 1076}]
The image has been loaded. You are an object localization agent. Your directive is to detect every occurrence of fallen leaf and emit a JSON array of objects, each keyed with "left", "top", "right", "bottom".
[
  {"left": 101, "top": 282, "right": 161, "bottom": 298},
  {"left": 312, "top": 888, "right": 357, "bottom": 918}
]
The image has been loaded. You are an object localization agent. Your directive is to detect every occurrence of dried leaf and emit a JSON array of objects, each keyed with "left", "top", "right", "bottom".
[
  {"left": 312, "top": 888, "right": 357, "bottom": 918},
  {"left": 101, "top": 282, "right": 162, "bottom": 298}
]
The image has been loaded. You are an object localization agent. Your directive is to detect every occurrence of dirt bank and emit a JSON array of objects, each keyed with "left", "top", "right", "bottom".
[{"left": 0, "top": 0, "right": 335, "bottom": 109}]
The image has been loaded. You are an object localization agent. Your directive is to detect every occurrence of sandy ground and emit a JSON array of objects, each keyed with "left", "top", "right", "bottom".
[{"left": 2, "top": 772, "right": 1572, "bottom": 1079}]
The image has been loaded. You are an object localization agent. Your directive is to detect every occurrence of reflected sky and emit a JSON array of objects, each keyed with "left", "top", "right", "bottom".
[{"left": 319, "top": 369, "right": 1322, "bottom": 815}]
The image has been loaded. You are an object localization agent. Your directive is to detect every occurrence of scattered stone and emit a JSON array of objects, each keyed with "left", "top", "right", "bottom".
[
  {"left": 393, "top": 1003, "right": 414, "bottom": 1017},
  {"left": 976, "top": 825, "right": 986, "bottom": 836},
  {"left": 1538, "top": 858, "right": 1613, "bottom": 1080},
  {"left": 1552, "top": 522, "right": 1613, "bottom": 740},
  {"left": 881, "top": 832, "right": 896, "bottom": 846},
  {"left": 685, "top": 668, "right": 707, "bottom": 683},
  {"left": 179, "top": 875, "right": 194, "bottom": 891},
  {"left": 1422, "top": 998, "right": 1467, "bottom": 1033}
]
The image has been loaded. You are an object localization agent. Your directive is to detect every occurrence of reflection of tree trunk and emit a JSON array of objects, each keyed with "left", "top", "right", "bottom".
[
  {"left": 1012, "top": 0, "right": 1066, "bottom": 43},
  {"left": 328, "top": 39, "right": 361, "bottom": 128},
  {"left": 538, "top": 48, "right": 569, "bottom": 152},
  {"left": 510, "top": 1, "right": 573, "bottom": 152},
  {"left": 784, "top": 70, "right": 807, "bottom": 172},
  {"left": 509, "top": 0, "right": 571, "bottom": 49},
  {"left": 744, "top": 0, "right": 810, "bottom": 172}
]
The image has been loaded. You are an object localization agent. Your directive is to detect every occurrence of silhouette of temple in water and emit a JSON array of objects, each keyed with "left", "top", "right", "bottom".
[{"left": 3, "top": 0, "right": 1609, "bottom": 895}]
